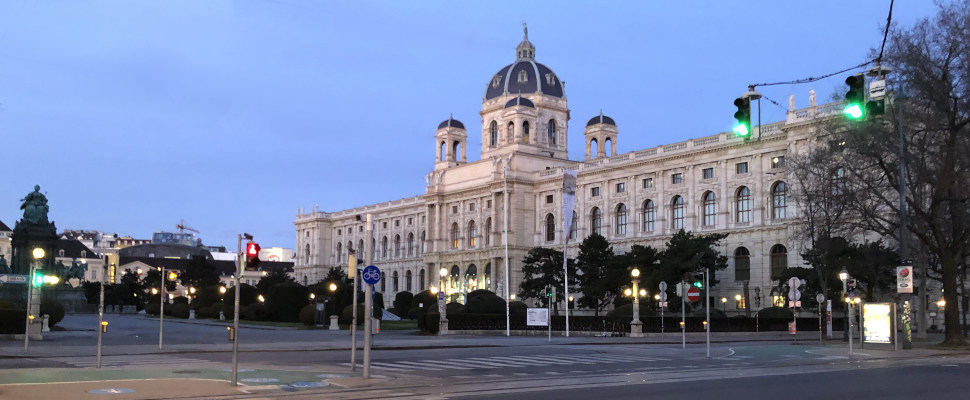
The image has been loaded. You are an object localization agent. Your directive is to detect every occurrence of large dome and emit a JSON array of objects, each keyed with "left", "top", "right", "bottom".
[{"left": 484, "top": 30, "right": 565, "bottom": 100}]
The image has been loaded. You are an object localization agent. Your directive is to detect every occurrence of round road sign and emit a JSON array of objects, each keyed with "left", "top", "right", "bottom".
[
  {"left": 361, "top": 265, "right": 382, "bottom": 285},
  {"left": 686, "top": 287, "right": 701, "bottom": 302}
]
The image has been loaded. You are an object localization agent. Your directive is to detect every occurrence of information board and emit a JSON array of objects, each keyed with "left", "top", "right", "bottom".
[{"left": 526, "top": 308, "right": 549, "bottom": 326}]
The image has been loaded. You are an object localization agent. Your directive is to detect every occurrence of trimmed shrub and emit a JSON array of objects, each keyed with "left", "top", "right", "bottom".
[
  {"left": 0, "top": 300, "right": 25, "bottom": 334},
  {"left": 340, "top": 303, "right": 384, "bottom": 325},
  {"left": 266, "top": 282, "right": 309, "bottom": 322},
  {"left": 757, "top": 306, "right": 793, "bottom": 318},
  {"left": 688, "top": 308, "right": 727, "bottom": 318},
  {"left": 242, "top": 302, "right": 269, "bottom": 321},
  {"left": 509, "top": 301, "right": 528, "bottom": 316},
  {"left": 193, "top": 285, "right": 224, "bottom": 308},
  {"left": 299, "top": 304, "right": 318, "bottom": 326},
  {"left": 144, "top": 303, "right": 160, "bottom": 316},
  {"left": 425, "top": 312, "right": 440, "bottom": 334},
  {"left": 393, "top": 291, "right": 413, "bottom": 318},
  {"left": 197, "top": 303, "right": 223, "bottom": 319},
  {"left": 226, "top": 284, "right": 258, "bottom": 307},
  {"left": 170, "top": 303, "right": 190, "bottom": 319},
  {"left": 445, "top": 302, "right": 466, "bottom": 315},
  {"left": 40, "top": 298, "right": 65, "bottom": 327},
  {"left": 465, "top": 293, "right": 506, "bottom": 314},
  {"left": 466, "top": 289, "right": 494, "bottom": 301}
]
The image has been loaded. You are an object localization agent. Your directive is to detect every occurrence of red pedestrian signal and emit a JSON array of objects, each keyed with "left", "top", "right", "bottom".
[{"left": 246, "top": 241, "right": 261, "bottom": 270}]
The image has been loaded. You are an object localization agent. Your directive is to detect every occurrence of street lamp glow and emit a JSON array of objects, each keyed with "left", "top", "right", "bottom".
[
  {"left": 258, "top": 295, "right": 265, "bottom": 303},
  {"left": 220, "top": 286, "right": 227, "bottom": 294},
  {"left": 32, "top": 248, "right": 45, "bottom": 259},
  {"left": 310, "top": 293, "right": 315, "bottom": 300},
  {"left": 152, "top": 288, "right": 158, "bottom": 295},
  {"left": 439, "top": 267, "right": 448, "bottom": 276},
  {"left": 721, "top": 297, "right": 727, "bottom": 304},
  {"left": 329, "top": 283, "right": 337, "bottom": 292},
  {"left": 631, "top": 268, "right": 640, "bottom": 278},
  {"left": 430, "top": 286, "right": 438, "bottom": 294},
  {"left": 509, "top": 294, "right": 516, "bottom": 301},
  {"left": 654, "top": 294, "right": 660, "bottom": 300},
  {"left": 735, "top": 294, "right": 742, "bottom": 301},
  {"left": 639, "top": 289, "right": 647, "bottom": 297},
  {"left": 839, "top": 269, "right": 848, "bottom": 281},
  {"left": 624, "top": 288, "right": 632, "bottom": 297}
]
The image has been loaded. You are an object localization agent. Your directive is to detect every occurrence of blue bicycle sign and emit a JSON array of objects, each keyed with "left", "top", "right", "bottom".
[{"left": 361, "top": 265, "right": 381, "bottom": 285}]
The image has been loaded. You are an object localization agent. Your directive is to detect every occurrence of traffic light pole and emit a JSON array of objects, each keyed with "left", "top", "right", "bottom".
[
  {"left": 705, "top": 271, "right": 710, "bottom": 358},
  {"left": 24, "top": 263, "right": 36, "bottom": 353},
  {"left": 231, "top": 233, "right": 250, "bottom": 386},
  {"left": 159, "top": 266, "right": 165, "bottom": 350},
  {"left": 680, "top": 281, "right": 686, "bottom": 349}
]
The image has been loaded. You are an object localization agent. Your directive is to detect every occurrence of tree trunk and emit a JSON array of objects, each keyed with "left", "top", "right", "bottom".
[{"left": 941, "top": 252, "right": 966, "bottom": 345}]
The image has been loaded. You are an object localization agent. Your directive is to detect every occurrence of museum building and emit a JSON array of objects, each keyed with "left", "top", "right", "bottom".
[{"left": 294, "top": 31, "right": 840, "bottom": 311}]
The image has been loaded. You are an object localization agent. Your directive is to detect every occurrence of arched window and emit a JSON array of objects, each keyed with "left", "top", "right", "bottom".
[
  {"left": 604, "top": 138, "right": 612, "bottom": 157},
  {"left": 484, "top": 263, "right": 491, "bottom": 290},
  {"left": 392, "top": 271, "right": 399, "bottom": 292},
  {"left": 467, "top": 220, "right": 477, "bottom": 247},
  {"left": 407, "top": 233, "right": 415, "bottom": 256},
  {"left": 439, "top": 141, "right": 446, "bottom": 161},
  {"left": 736, "top": 186, "right": 752, "bottom": 223},
  {"left": 465, "top": 264, "right": 478, "bottom": 291},
  {"left": 772, "top": 181, "right": 788, "bottom": 219},
  {"left": 304, "top": 244, "right": 310, "bottom": 264},
  {"left": 831, "top": 167, "right": 846, "bottom": 196},
  {"left": 770, "top": 244, "right": 788, "bottom": 280},
  {"left": 545, "top": 213, "right": 556, "bottom": 242},
  {"left": 381, "top": 272, "right": 386, "bottom": 292},
  {"left": 489, "top": 121, "right": 498, "bottom": 147},
  {"left": 381, "top": 236, "right": 388, "bottom": 258},
  {"left": 453, "top": 141, "right": 461, "bottom": 161},
  {"left": 641, "top": 200, "right": 655, "bottom": 232},
  {"left": 507, "top": 121, "right": 514, "bottom": 143},
  {"left": 394, "top": 235, "right": 401, "bottom": 257},
  {"left": 347, "top": 241, "right": 353, "bottom": 254},
  {"left": 419, "top": 269, "right": 425, "bottom": 291},
  {"left": 547, "top": 119, "right": 556, "bottom": 145},
  {"left": 615, "top": 203, "right": 627, "bottom": 235},
  {"left": 703, "top": 191, "right": 716, "bottom": 226},
  {"left": 406, "top": 270, "right": 413, "bottom": 292},
  {"left": 590, "top": 139, "right": 598, "bottom": 157},
  {"left": 358, "top": 240, "right": 364, "bottom": 256},
  {"left": 451, "top": 223, "right": 460, "bottom": 249},
  {"left": 734, "top": 247, "right": 750, "bottom": 281},
  {"left": 450, "top": 265, "right": 460, "bottom": 290},
  {"left": 591, "top": 207, "right": 602, "bottom": 235},
  {"left": 671, "top": 196, "right": 685, "bottom": 229},
  {"left": 420, "top": 231, "right": 425, "bottom": 254},
  {"left": 485, "top": 218, "right": 492, "bottom": 245},
  {"left": 569, "top": 210, "right": 578, "bottom": 240},
  {"left": 336, "top": 242, "right": 342, "bottom": 263},
  {"left": 522, "top": 121, "right": 530, "bottom": 143}
]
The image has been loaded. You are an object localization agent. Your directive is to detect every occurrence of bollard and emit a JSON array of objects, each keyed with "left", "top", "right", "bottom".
[
  {"left": 227, "top": 326, "right": 235, "bottom": 341},
  {"left": 329, "top": 315, "right": 339, "bottom": 330}
]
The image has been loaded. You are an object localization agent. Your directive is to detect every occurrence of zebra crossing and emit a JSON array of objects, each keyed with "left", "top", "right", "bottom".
[
  {"left": 341, "top": 353, "right": 668, "bottom": 372},
  {"left": 55, "top": 355, "right": 217, "bottom": 368}
]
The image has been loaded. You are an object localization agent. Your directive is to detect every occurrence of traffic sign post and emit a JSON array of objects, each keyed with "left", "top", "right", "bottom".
[
  {"left": 686, "top": 287, "right": 700, "bottom": 302},
  {"left": 362, "top": 265, "right": 380, "bottom": 379},
  {"left": 659, "top": 281, "right": 667, "bottom": 335}
]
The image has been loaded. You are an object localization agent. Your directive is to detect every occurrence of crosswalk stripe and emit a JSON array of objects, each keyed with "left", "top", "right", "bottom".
[
  {"left": 398, "top": 360, "right": 470, "bottom": 370},
  {"left": 341, "top": 352, "right": 667, "bottom": 373},
  {"left": 464, "top": 357, "right": 528, "bottom": 367},
  {"left": 423, "top": 359, "right": 501, "bottom": 369}
]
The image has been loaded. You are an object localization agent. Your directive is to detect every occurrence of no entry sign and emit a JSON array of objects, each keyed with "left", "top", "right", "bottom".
[{"left": 686, "top": 287, "right": 700, "bottom": 302}]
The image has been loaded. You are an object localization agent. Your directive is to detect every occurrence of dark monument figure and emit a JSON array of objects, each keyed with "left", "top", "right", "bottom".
[
  {"left": 0, "top": 255, "right": 9, "bottom": 274},
  {"left": 10, "top": 185, "right": 57, "bottom": 275}
]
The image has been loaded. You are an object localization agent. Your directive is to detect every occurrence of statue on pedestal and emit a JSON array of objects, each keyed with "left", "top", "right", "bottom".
[
  {"left": 20, "top": 185, "right": 50, "bottom": 225},
  {"left": 0, "top": 255, "right": 9, "bottom": 274}
]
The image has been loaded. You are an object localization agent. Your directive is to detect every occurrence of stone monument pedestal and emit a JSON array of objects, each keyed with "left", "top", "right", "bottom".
[{"left": 630, "top": 320, "right": 643, "bottom": 338}]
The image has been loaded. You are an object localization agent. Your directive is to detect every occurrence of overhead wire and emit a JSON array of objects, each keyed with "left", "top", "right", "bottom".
[{"left": 748, "top": 0, "right": 895, "bottom": 89}]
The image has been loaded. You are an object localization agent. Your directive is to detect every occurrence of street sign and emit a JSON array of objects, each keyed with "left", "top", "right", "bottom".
[
  {"left": 787, "top": 277, "right": 801, "bottom": 289},
  {"left": 816, "top": 293, "right": 825, "bottom": 304},
  {"left": 686, "top": 287, "right": 700, "bottom": 302},
  {"left": 526, "top": 308, "right": 549, "bottom": 326},
  {"left": 659, "top": 292, "right": 668, "bottom": 302},
  {"left": 896, "top": 266, "right": 913, "bottom": 293},
  {"left": 659, "top": 281, "right": 667, "bottom": 292},
  {"left": 361, "top": 265, "right": 381, "bottom": 285},
  {"left": 437, "top": 292, "right": 444, "bottom": 301},
  {"left": 789, "top": 289, "right": 801, "bottom": 302},
  {"left": 0, "top": 274, "right": 27, "bottom": 284}
]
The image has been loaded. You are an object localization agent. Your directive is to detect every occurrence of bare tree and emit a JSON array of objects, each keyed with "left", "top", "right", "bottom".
[{"left": 839, "top": 1, "right": 969, "bottom": 345}]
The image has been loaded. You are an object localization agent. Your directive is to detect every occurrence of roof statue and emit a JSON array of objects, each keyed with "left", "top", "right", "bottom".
[
  {"left": 20, "top": 185, "right": 50, "bottom": 225},
  {"left": 523, "top": 22, "right": 528, "bottom": 39}
]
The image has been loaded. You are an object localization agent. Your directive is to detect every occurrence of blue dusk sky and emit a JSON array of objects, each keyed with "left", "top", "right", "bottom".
[{"left": 0, "top": 1, "right": 940, "bottom": 252}]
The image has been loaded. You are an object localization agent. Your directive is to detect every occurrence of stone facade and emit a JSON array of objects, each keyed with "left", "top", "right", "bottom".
[{"left": 295, "top": 32, "right": 839, "bottom": 310}]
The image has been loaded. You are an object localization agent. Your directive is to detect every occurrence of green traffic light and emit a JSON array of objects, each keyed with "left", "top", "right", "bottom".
[
  {"left": 32, "top": 274, "right": 43, "bottom": 287},
  {"left": 843, "top": 104, "right": 864, "bottom": 119},
  {"left": 733, "top": 123, "right": 750, "bottom": 137},
  {"left": 692, "top": 281, "right": 703, "bottom": 288}
]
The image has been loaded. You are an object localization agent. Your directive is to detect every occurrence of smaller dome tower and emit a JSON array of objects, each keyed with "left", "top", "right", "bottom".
[
  {"left": 435, "top": 115, "right": 467, "bottom": 170},
  {"left": 584, "top": 111, "right": 618, "bottom": 160}
]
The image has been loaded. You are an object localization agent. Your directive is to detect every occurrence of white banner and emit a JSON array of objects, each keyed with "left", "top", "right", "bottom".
[
  {"left": 896, "top": 266, "right": 913, "bottom": 293},
  {"left": 561, "top": 170, "right": 577, "bottom": 240},
  {"left": 527, "top": 308, "right": 549, "bottom": 326}
]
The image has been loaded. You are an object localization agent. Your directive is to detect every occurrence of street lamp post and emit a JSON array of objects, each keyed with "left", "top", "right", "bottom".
[
  {"left": 839, "top": 268, "right": 849, "bottom": 343},
  {"left": 721, "top": 297, "right": 727, "bottom": 313},
  {"left": 735, "top": 294, "right": 742, "bottom": 316},
  {"left": 439, "top": 267, "right": 448, "bottom": 335},
  {"left": 158, "top": 266, "right": 165, "bottom": 350},
  {"left": 232, "top": 233, "right": 252, "bottom": 386},
  {"left": 24, "top": 247, "right": 45, "bottom": 353},
  {"left": 219, "top": 286, "right": 227, "bottom": 320},
  {"left": 629, "top": 268, "right": 644, "bottom": 338}
]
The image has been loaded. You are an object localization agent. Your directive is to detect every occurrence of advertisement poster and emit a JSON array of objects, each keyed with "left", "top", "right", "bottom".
[
  {"left": 863, "top": 303, "right": 893, "bottom": 344},
  {"left": 896, "top": 266, "right": 913, "bottom": 293}
]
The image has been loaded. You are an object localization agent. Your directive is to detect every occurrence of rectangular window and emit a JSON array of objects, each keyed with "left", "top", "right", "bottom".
[
  {"left": 771, "top": 156, "right": 786, "bottom": 169},
  {"left": 408, "top": 218, "right": 413, "bottom": 225},
  {"left": 337, "top": 229, "right": 342, "bottom": 235},
  {"left": 452, "top": 205, "right": 458, "bottom": 214},
  {"left": 702, "top": 168, "right": 714, "bottom": 179},
  {"left": 382, "top": 222, "right": 387, "bottom": 229},
  {"left": 736, "top": 162, "right": 749, "bottom": 174},
  {"left": 591, "top": 187, "right": 600, "bottom": 197},
  {"left": 642, "top": 178, "right": 654, "bottom": 189},
  {"left": 486, "top": 200, "right": 492, "bottom": 209},
  {"left": 546, "top": 194, "right": 554, "bottom": 204},
  {"left": 395, "top": 220, "right": 400, "bottom": 227},
  {"left": 616, "top": 182, "right": 625, "bottom": 193},
  {"left": 469, "top": 203, "right": 476, "bottom": 211},
  {"left": 671, "top": 173, "right": 683, "bottom": 184}
]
